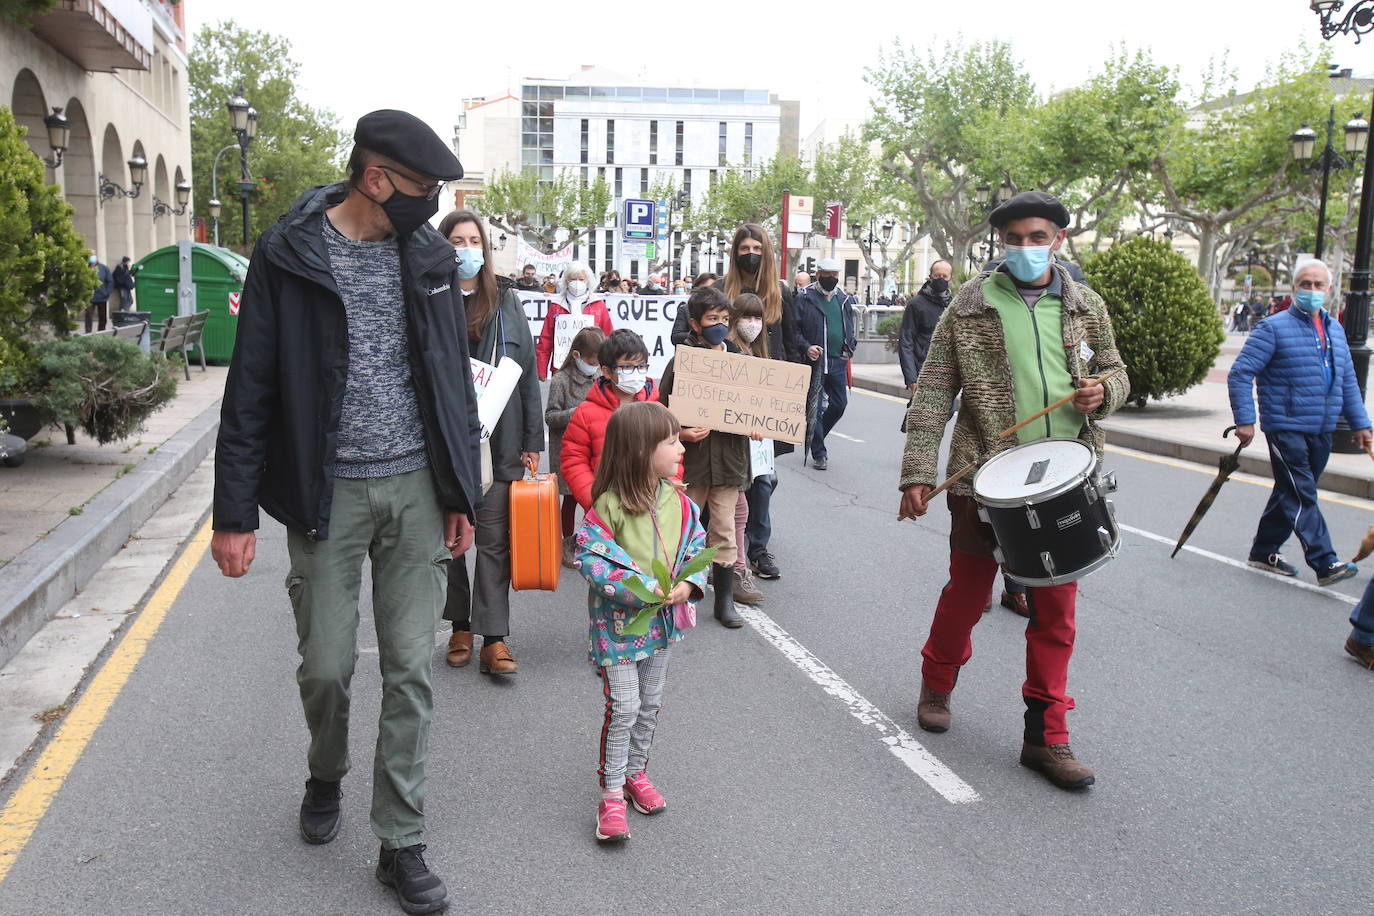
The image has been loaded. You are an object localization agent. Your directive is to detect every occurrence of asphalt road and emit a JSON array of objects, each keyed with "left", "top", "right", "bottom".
[{"left": 1, "top": 387, "right": 1369, "bottom": 914}]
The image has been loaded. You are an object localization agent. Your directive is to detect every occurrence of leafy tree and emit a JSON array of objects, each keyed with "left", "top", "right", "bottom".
[
  {"left": 0, "top": 105, "right": 95, "bottom": 394},
  {"left": 1139, "top": 52, "right": 1342, "bottom": 300},
  {"left": 865, "top": 39, "right": 1036, "bottom": 266},
  {"left": 687, "top": 152, "right": 810, "bottom": 238},
  {"left": 475, "top": 168, "right": 612, "bottom": 255},
  {"left": 0, "top": 0, "right": 56, "bottom": 25},
  {"left": 1084, "top": 237, "right": 1224, "bottom": 406},
  {"left": 189, "top": 21, "right": 349, "bottom": 252}
]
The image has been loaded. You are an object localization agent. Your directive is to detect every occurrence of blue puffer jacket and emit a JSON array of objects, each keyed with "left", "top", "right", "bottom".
[{"left": 1227, "top": 307, "right": 1370, "bottom": 433}]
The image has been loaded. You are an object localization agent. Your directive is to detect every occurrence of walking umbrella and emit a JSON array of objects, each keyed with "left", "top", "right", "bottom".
[
  {"left": 1170, "top": 425, "right": 1244, "bottom": 558},
  {"left": 803, "top": 355, "right": 824, "bottom": 466}
]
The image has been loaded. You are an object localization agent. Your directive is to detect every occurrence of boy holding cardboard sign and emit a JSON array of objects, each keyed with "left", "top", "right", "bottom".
[{"left": 659, "top": 286, "right": 761, "bottom": 629}]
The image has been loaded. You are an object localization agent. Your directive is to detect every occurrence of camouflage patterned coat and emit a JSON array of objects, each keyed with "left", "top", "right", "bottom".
[{"left": 897, "top": 264, "right": 1130, "bottom": 496}]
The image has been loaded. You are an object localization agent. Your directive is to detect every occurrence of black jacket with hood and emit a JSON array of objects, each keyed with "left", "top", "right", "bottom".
[
  {"left": 213, "top": 183, "right": 483, "bottom": 540},
  {"left": 899, "top": 281, "right": 950, "bottom": 386}
]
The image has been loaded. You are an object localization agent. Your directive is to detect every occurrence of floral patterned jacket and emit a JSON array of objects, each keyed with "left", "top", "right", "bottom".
[{"left": 573, "top": 489, "right": 709, "bottom": 667}]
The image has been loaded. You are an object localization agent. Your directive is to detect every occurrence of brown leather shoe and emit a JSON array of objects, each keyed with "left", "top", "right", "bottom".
[
  {"left": 1000, "top": 590, "right": 1031, "bottom": 617},
  {"left": 1020, "top": 742, "right": 1096, "bottom": 789},
  {"left": 916, "top": 681, "right": 951, "bottom": 733},
  {"left": 1346, "top": 636, "right": 1374, "bottom": 669},
  {"left": 445, "top": 632, "right": 473, "bottom": 668},
  {"left": 561, "top": 535, "right": 577, "bottom": 570},
  {"left": 479, "top": 641, "right": 517, "bottom": 675}
]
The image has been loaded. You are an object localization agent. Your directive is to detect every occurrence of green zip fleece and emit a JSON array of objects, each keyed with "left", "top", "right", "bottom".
[{"left": 983, "top": 271, "right": 1083, "bottom": 442}]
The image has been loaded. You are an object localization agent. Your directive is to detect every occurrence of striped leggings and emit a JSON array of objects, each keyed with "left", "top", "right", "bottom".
[{"left": 598, "top": 647, "right": 672, "bottom": 790}]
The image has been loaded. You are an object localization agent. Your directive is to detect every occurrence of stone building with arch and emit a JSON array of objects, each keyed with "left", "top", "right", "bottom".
[{"left": 1, "top": 0, "right": 193, "bottom": 264}]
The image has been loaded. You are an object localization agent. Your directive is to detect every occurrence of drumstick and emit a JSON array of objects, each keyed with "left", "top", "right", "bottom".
[{"left": 901, "top": 366, "right": 1127, "bottom": 520}]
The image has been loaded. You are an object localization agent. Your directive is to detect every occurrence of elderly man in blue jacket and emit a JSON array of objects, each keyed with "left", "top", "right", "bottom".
[{"left": 1228, "top": 259, "right": 1371, "bottom": 585}]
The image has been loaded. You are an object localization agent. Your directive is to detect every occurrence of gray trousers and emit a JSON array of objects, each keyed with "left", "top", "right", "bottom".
[
  {"left": 284, "top": 469, "right": 448, "bottom": 848},
  {"left": 598, "top": 647, "right": 672, "bottom": 790},
  {"left": 447, "top": 480, "right": 512, "bottom": 637}
]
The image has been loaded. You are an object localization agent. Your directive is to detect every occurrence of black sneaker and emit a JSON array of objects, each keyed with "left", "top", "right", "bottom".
[
  {"left": 299, "top": 777, "right": 342, "bottom": 845},
  {"left": 376, "top": 844, "right": 449, "bottom": 915},
  {"left": 1318, "top": 561, "right": 1358, "bottom": 586},
  {"left": 812, "top": 456, "right": 828, "bottom": 470},
  {"left": 1247, "top": 553, "right": 1297, "bottom": 577},
  {"left": 751, "top": 552, "right": 781, "bottom": 580}
]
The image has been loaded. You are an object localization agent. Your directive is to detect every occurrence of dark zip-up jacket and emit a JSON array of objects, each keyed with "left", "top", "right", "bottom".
[
  {"left": 213, "top": 183, "right": 483, "bottom": 540},
  {"left": 474, "top": 287, "right": 546, "bottom": 481},
  {"left": 899, "top": 283, "right": 949, "bottom": 386}
]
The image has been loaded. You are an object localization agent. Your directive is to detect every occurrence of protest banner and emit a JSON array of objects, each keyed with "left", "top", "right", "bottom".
[
  {"left": 471, "top": 356, "right": 522, "bottom": 442},
  {"left": 552, "top": 313, "right": 594, "bottom": 368},
  {"left": 516, "top": 291, "right": 686, "bottom": 380},
  {"left": 666, "top": 348, "right": 809, "bottom": 444},
  {"left": 516, "top": 241, "right": 574, "bottom": 279}
]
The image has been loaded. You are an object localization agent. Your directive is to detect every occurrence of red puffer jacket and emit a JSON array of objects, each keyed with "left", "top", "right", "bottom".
[
  {"left": 561, "top": 377, "right": 661, "bottom": 509},
  {"left": 535, "top": 298, "right": 615, "bottom": 380}
]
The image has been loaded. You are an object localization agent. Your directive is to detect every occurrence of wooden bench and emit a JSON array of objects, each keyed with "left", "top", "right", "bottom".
[
  {"left": 112, "top": 321, "right": 147, "bottom": 342},
  {"left": 151, "top": 311, "right": 210, "bottom": 380}
]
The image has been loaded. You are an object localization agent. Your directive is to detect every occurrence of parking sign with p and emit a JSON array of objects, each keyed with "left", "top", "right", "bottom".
[{"left": 623, "top": 198, "right": 656, "bottom": 241}]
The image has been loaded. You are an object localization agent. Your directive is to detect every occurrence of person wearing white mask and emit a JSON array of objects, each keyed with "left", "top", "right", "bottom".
[
  {"left": 536, "top": 261, "right": 614, "bottom": 380},
  {"left": 437, "top": 209, "right": 544, "bottom": 676},
  {"left": 1228, "top": 258, "right": 1370, "bottom": 586}
]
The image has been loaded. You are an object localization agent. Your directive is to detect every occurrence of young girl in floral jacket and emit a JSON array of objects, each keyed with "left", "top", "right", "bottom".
[{"left": 574, "top": 401, "right": 710, "bottom": 843}]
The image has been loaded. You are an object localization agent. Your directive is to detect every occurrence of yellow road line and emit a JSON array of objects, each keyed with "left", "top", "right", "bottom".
[
  {"left": 853, "top": 386, "right": 909, "bottom": 404},
  {"left": 1104, "top": 444, "right": 1374, "bottom": 512},
  {"left": 0, "top": 517, "right": 213, "bottom": 882}
]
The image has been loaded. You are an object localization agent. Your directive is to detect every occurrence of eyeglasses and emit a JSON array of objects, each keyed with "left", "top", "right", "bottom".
[
  {"left": 614, "top": 364, "right": 649, "bottom": 375},
  {"left": 377, "top": 165, "right": 446, "bottom": 201}
]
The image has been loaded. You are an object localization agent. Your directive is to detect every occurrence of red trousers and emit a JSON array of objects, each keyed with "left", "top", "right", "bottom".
[{"left": 920, "top": 548, "right": 1078, "bottom": 745}]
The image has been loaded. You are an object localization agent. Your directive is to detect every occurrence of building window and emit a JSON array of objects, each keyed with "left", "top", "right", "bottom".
[
  {"left": 614, "top": 167, "right": 623, "bottom": 198},
  {"left": 641, "top": 168, "right": 649, "bottom": 195},
  {"left": 581, "top": 166, "right": 589, "bottom": 187},
  {"left": 606, "top": 120, "right": 615, "bottom": 164},
  {"left": 718, "top": 121, "right": 727, "bottom": 167},
  {"left": 598, "top": 166, "right": 606, "bottom": 185},
  {"left": 650, "top": 121, "right": 658, "bottom": 165},
  {"left": 683, "top": 169, "right": 692, "bottom": 201},
  {"left": 675, "top": 121, "right": 684, "bottom": 166},
  {"left": 580, "top": 119, "right": 589, "bottom": 164},
  {"left": 606, "top": 230, "right": 614, "bottom": 271},
  {"left": 744, "top": 122, "right": 753, "bottom": 166},
  {"left": 709, "top": 169, "right": 718, "bottom": 190},
  {"left": 588, "top": 233, "right": 596, "bottom": 269}
]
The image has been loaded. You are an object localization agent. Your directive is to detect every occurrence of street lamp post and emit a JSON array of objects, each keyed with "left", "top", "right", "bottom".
[
  {"left": 1291, "top": 106, "right": 1366, "bottom": 258},
  {"left": 227, "top": 85, "right": 258, "bottom": 249},
  {"left": 41, "top": 107, "right": 69, "bottom": 169},
  {"left": 848, "top": 217, "right": 893, "bottom": 304},
  {"left": 1333, "top": 91, "right": 1374, "bottom": 453}
]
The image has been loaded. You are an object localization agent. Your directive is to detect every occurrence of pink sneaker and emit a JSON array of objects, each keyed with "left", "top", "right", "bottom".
[
  {"left": 623, "top": 771, "right": 666, "bottom": 815},
  {"left": 595, "top": 795, "right": 630, "bottom": 842}
]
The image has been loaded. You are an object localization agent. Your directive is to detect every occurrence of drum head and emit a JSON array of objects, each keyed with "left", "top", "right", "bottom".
[{"left": 973, "top": 438, "right": 1095, "bottom": 505}]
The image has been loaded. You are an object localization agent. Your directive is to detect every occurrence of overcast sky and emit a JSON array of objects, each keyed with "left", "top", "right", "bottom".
[{"left": 186, "top": 0, "right": 1366, "bottom": 145}]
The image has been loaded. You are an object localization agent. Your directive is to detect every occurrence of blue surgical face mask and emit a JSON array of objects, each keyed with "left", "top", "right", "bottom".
[
  {"left": 699, "top": 322, "right": 730, "bottom": 346},
  {"left": 454, "top": 247, "right": 484, "bottom": 280},
  {"left": 1002, "top": 245, "right": 1053, "bottom": 284},
  {"left": 1294, "top": 289, "right": 1325, "bottom": 313},
  {"left": 574, "top": 356, "right": 599, "bottom": 377}
]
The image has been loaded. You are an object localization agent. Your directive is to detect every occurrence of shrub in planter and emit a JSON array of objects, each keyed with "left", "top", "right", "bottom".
[
  {"left": 878, "top": 313, "right": 903, "bottom": 353},
  {"left": 33, "top": 336, "right": 177, "bottom": 445},
  {"left": 1083, "top": 237, "right": 1224, "bottom": 407}
]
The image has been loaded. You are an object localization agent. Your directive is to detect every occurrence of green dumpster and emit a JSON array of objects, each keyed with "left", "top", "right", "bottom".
[{"left": 130, "top": 243, "right": 250, "bottom": 364}]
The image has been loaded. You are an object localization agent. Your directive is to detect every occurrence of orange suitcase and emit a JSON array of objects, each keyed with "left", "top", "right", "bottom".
[{"left": 509, "top": 457, "right": 561, "bottom": 591}]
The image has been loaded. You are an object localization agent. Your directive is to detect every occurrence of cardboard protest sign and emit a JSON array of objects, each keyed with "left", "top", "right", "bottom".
[
  {"left": 552, "top": 313, "right": 594, "bottom": 369},
  {"left": 749, "top": 437, "right": 775, "bottom": 478},
  {"left": 667, "top": 348, "right": 809, "bottom": 444}
]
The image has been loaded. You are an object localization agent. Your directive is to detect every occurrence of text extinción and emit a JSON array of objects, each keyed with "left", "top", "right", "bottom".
[{"left": 667, "top": 347, "right": 809, "bottom": 444}]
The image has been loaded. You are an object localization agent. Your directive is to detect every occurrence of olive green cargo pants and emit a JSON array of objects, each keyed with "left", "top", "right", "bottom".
[{"left": 284, "top": 469, "right": 448, "bottom": 849}]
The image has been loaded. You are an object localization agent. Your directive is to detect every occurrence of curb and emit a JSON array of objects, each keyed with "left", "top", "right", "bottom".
[
  {"left": 849, "top": 373, "right": 1374, "bottom": 501},
  {"left": 0, "top": 400, "right": 221, "bottom": 670}
]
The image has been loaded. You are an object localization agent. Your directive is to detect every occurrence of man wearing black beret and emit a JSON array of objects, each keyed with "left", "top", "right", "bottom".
[
  {"left": 897, "top": 189, "right": 1131, "bottom": 791},
  {"left": 212, "top": 108, "right": 477, "bottom": 913}
]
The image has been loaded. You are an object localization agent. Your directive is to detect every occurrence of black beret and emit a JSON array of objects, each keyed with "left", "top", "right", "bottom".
[
  {"left": 354, "top": 109, "right": 463, "bottom": 181},
  {"left": 989, "top": 190, "right": 1070, "bottom": 230}
]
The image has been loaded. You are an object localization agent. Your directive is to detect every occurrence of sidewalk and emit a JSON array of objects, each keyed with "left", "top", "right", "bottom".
[
  {"left": 851, "top": 332, "right": 1374, "bottom": 500},
  {"left": 0, "top": 365, "right": 225, "bottom": 669}
]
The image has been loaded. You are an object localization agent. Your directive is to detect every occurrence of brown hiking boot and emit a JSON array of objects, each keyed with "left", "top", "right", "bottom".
[
  {"left": 445, "top": 631, "right": 472, "bottom": 668},
  {"left": 1346, "top": 636, "right": 1374, "bottom": 669},
  {"left": 732, "top": 567, "right": 765, "bottom": 604},
  {"left": 479, "top": 641, "right": 517, "bottom": 675},
  {"left": 916, "top": 681, "right": 952, "bottom": 733},
  {"left": 1020, "top": 742, "right": 1096, "bottom": 789}
]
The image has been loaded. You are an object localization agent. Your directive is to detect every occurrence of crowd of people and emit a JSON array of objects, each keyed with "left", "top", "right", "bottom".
[{"left": 206, "top": 109, "right": 1373, "bottom": 913}]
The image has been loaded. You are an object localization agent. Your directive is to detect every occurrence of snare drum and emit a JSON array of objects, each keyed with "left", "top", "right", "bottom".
[{"left": 971, "top": 438, "right": 1119, "bottom": 587}]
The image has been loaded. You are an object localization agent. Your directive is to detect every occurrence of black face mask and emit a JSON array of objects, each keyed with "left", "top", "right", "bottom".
[
  {"left": 818, "top": 276, "right": 839, "bottom": 293},
  {"left": 929, "top": 277, "right": 950, "bottom": 296},
  {"left": 378, "top": 187, "right": 439, "bottom": 237},
  {"left": 735, "top": 252, "right": 762, "bottom": 274}
]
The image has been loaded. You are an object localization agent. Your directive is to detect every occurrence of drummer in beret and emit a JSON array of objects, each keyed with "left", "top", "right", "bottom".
[{"left": 896, "top": 185, "right": 1130, "bottom": 793}]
